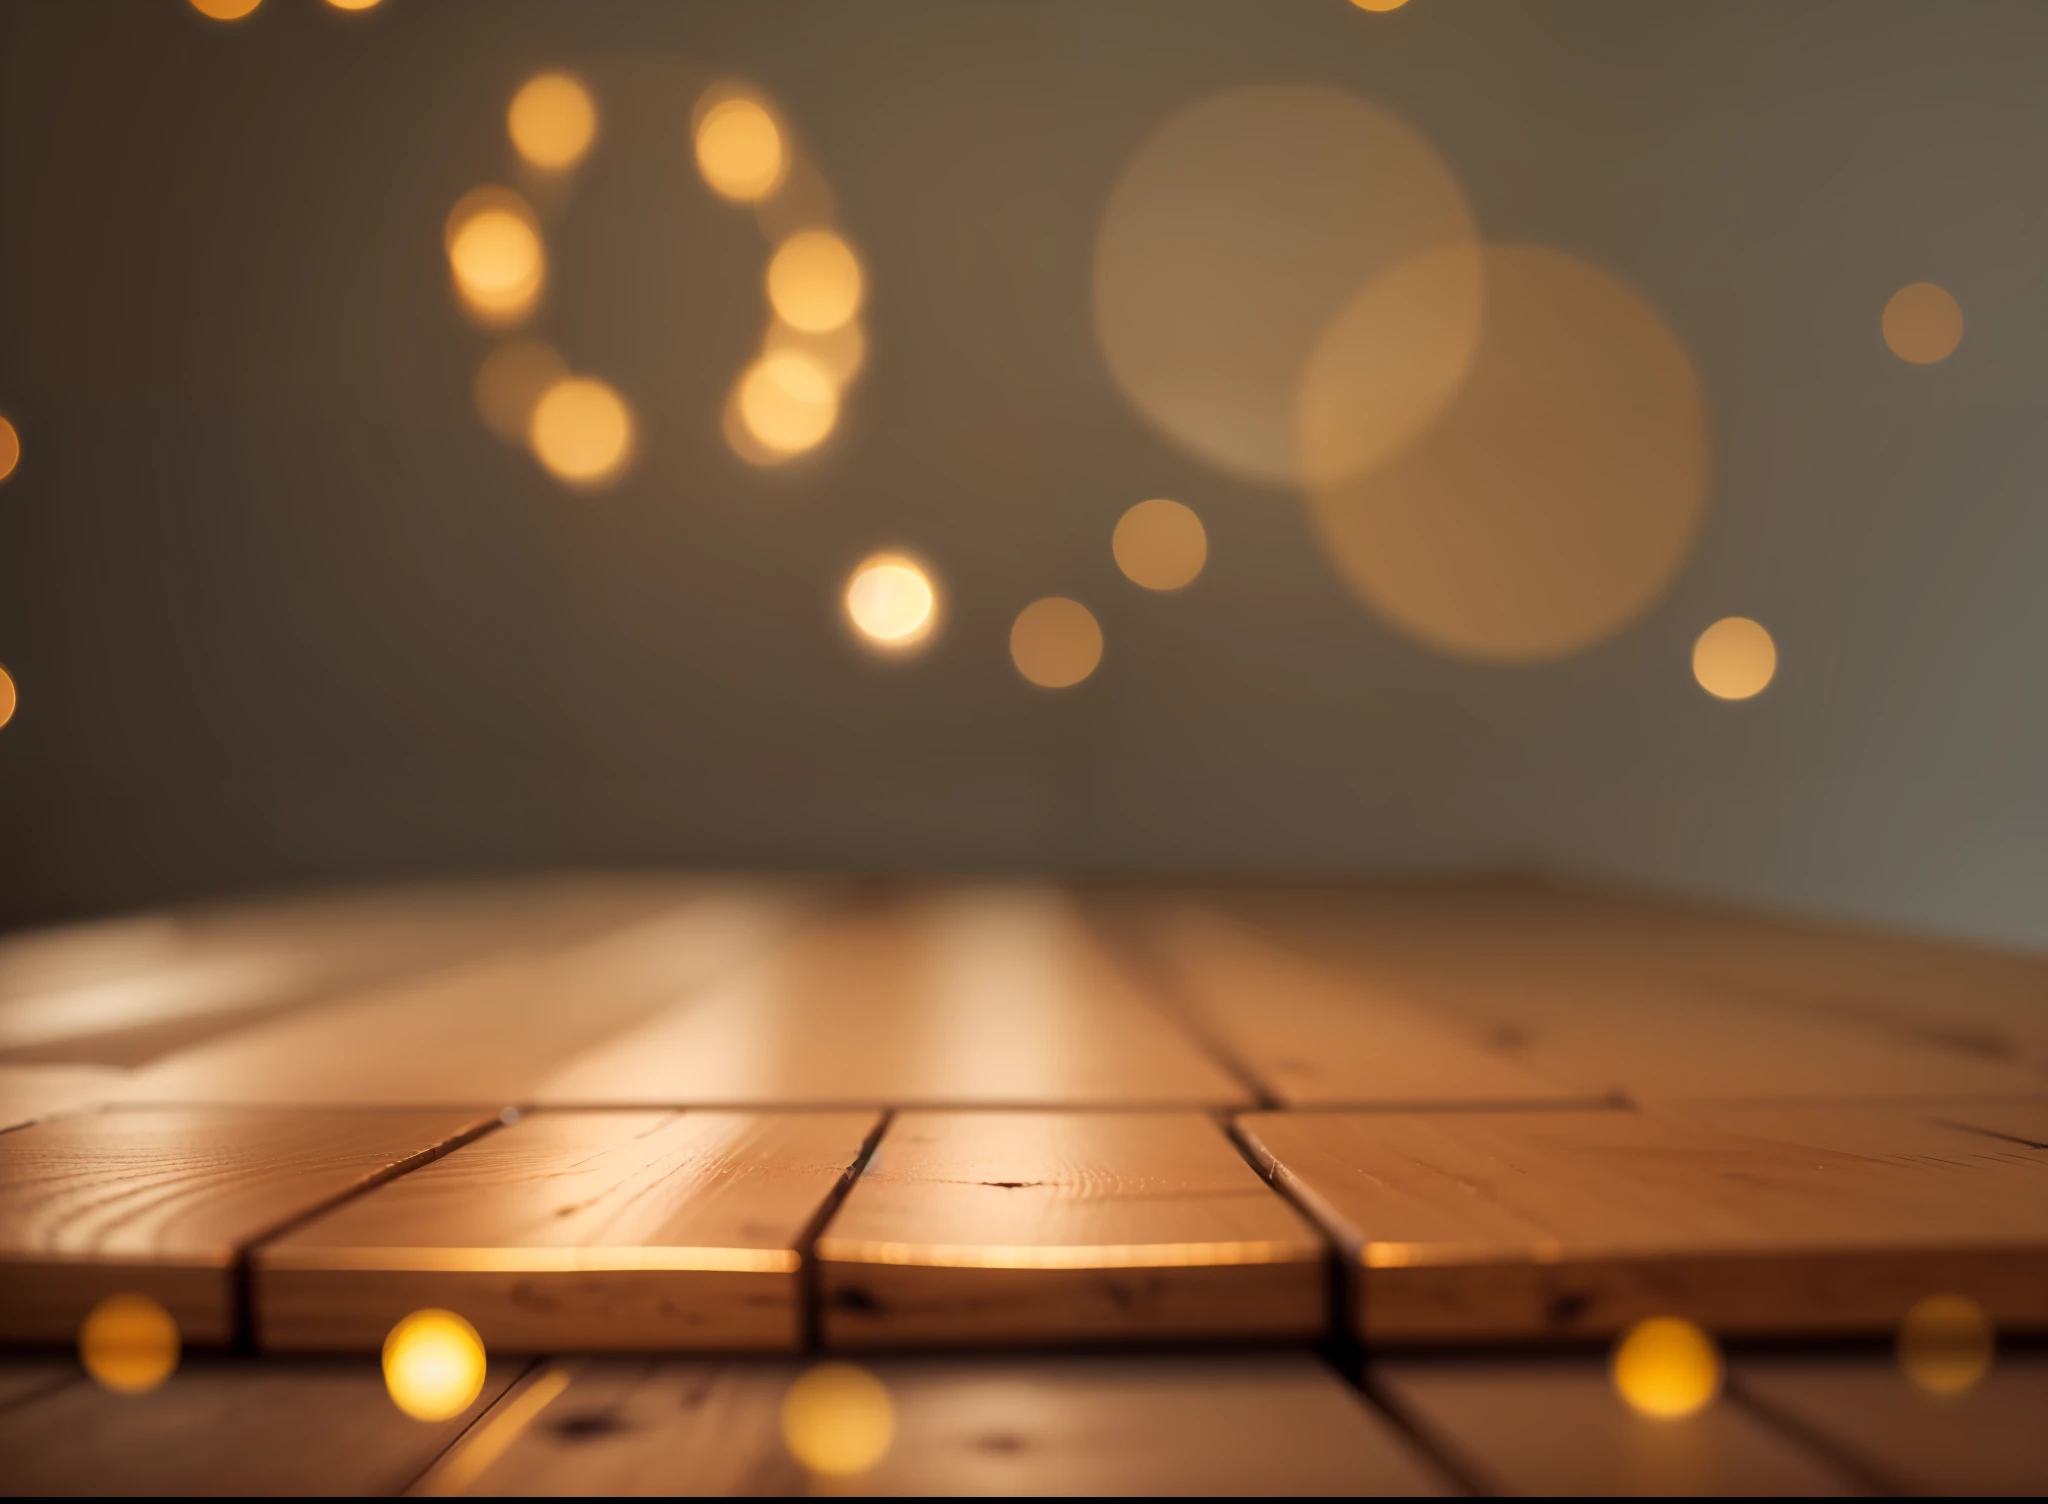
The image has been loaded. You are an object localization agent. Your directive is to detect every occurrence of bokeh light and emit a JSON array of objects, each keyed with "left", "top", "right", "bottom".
[
  {"left": 1010, "top": 598, "right": 1104, "bottom": 689},
  {"left": 1897, "top": 1293, "right": 1995, "bottom": 1396},
  {"left": 767, "top": 230, "right": 864, "bottom": 334},
  {"left": 844, "top": 554, "right": 939, "bottom": 652},
  {"left": 765, "top": 317, "right": 867, "bottom": 388},
  {"left": 1113, "top": 498, "right": 1208, "bottom": 591},
  {"left": 1353, "top": 0, "right": 1412, "bottom": 9},
  {"left": 1882, "top": 282, "right": 1963, "bottom": 365},
  {"left": 79, "top": 1294, "right": 180, "bottom": 1395},
  {"left": 1611, "top": 1316, "right": 1722, "bottom": 1420},
  {"left": 383, "top": 1309, "right": 486, "bottom": 1422},
  {"left": 474, "top": 338, "right": 568, "bottom": 445},
  {"left": 1094, "top": 84, "right": 1476, "bottom": 486},
  {"left": 323, "top": 0, "right": 383, "bottom": 10},
  {"left": 1300, "top": 243, "right": 1711, "bottom": 662},
  {"left": 529, "top": 377, "right": 634, "bottom": 487},
  {"left": 445, "top": 187, "right": 545, "bottom": 326},
  {"left": 695, "top": 94, "right": 786, "bottom": 203},
  {"left": 0, "top": 665, "right": 15, "bottom": 732},
  {"left": 0, "top": 415, "right": 18, "bottom": 483},
  {"left": 1692, "top": 616, "right": 1776, "bottom": 700},
  {"left": 189, "top": 0, "right": 262, "bottom": 18},
  {"left": 508, "top": 73, "right": 597, "bottom": 172},
  {"left": 737, "top": 351, "right": 839, "bottom": 456},
  {"left": 781, "top": 1363, "right": 895, "bottom": 1477}
]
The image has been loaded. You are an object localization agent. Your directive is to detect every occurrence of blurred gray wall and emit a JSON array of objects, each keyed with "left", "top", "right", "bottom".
[{"left": 1, "top": 0, "right": 2044, "bottom": 949}]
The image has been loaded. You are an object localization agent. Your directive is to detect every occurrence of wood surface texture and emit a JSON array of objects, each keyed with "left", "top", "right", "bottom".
[
  {"left": 0, "top": 1357, "right": 521, "bottom": 1496},
  {"left": 432, "top": 1354, "right": 1446, "bottom": 1496},
  {"left": 1735, "top": 1352, "right": 2048, "bottom": 1495},
  {"left": 534, "top": 890, "right": 1247, "bottom": 1108},
  {"left": 1239, "top": 1107, "right": 2048, "bottom": 1342},
  {"left": 257, "top": 1109, "right": 879, "bottom": 1352},
  {"left": 0, "top": 1065, "right": 125, "bottom": 1132},
  {"left": 120, "top": 890, "right": 801, "bottom": 1108},
  {"left": 1374, "top": 1356, "right": 1856, "bottom": 1495},
  {"left": 817, "top": 1110, "right": 1325, "bottom": 1348},
  {"left": 0, "top": 1107, "right": 491, "bottom": 1342}
]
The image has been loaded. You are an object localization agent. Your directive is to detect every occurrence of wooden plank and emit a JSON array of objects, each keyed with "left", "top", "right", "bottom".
[
  {"left": 0, "top": 1107, "right": 491, "bottom": 1342},
  {"left": 429, "top": 1354, "right": 1447, "bottom": 1495},
  {"left": 0, "top": 1355, "right": 519, "bottom": 1495},
  {"left": 0, "top": 1065, "right": 125, "bottom": 1131},
  {"left": 0, "top": 1359, "right": 75, "bottom": 1413},
  {"left": 257, "top": 1109, "right": 878, "bottom": 1352},
  {"left": 1218, "top": 881, "right": 2047, "bottom": 1103},
  {"left": 1112, "top": 901, "right": 1596, "bottom": 1107},
  {"left": 536, "top": 889, "right": 1247, "bottom": 1108},
  {"left": 1735, "top": 1352, "right": 2048, "bottom": 1495},
  {"left": 1375, "top": 1356, "right": 1855, "bottom": 1495},
  {"left": 119, "top": 890, "right": 802, "bottom": 1108},
  {"left": 1239, "top": 1108, "right": 2048, "bottom": 1342},
  {"left": 817, "top": 1110, "right": 1324, "bottom": 1348}
]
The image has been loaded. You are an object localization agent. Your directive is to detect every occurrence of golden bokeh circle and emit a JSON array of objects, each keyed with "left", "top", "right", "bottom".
[
  {"left": 444, "top": 188, "right": 545, "bottom": 327},
  {"left": 764, "top": 318, "right": 867, "bottom": 389},
  {"left": 1094, "top": 84, "right": 1476, "bottom": 487},
  {"left": 737, "top": 351, "right": 839, "bottom": 456},
  {"left": 323, "top": 0, "right": 384, "bottom": 10},
  {"left": 189, "top": 0, "right": 263, "bottom": 19},
  {"left": 1897, "top": 1293, "right": 1995, "bottom": 1396},
  {"left": 1011, "top": 598, "right": 1105, "bottom": 689},
  {"left": 781, "top": 1363, "right": 895, "bottom": 1477},
  {"left": 382, "top": 1309, "right": 487, "bottom": 1422},
  {"left": 766, "top": 230, "right": 864, "bottom": 334},
  {"left": 1113, "top": 499, "right": 1208, "bottom": 591},
  {"left": 1692, "top": 617, "right": 1776, "bottom": 700},
  {"left": 528, "top": 377, "right": 634, "bottom": 487},
  {"left": 695, "top": 95, "right": 787, "bottom": 203},
  {"left": 1611, "top": 1316, "right": 1721, "bottom": 1420},
  {"left": 0, "top": 415, "right": 19, "bottom": 483},
  {"left": 79, "top": 1293, "right": 180, "bottom": 1395},
  {"left": 845, "top": 554, "right": 940, "bottom": 652},
  {"left": 1300, "top": 242, "right": 1711, "bottom": 663},
  {"left": 1352, "top": 0, "right": 1412, "bottom": 10},
  {"left": 1882, "top": 282, "right": 1963, "bottom": 365},
  {"left": 508, "top": 73, "right": 598, "bottom": 172},
  {"left": 0, "top": 665, "right": 16, "bottom": 732}
]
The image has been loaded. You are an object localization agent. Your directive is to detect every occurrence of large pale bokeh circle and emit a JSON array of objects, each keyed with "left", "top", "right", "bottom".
[
  {"left": 1093, "top": 84, "right": 1477, "bottom": 487},
  {"left": 1692, "top": 617, "right": 1776, "bottom": 700},
  {"left": 79, "top": 1293, "right": 180, "bottom": 1395},
  {"left": 782, "top": 1363, "right": 895, "bottom": 1476},
  {"left": 383, "top": 1309, "right": 486, "bottom": 1422},
  {"left": 1882, "top": 282, "right": 1963, "bottom": 365},
  {"left": 528, "top": 377, "right": 634, "bottom": 487},
  {"left": 508, "top": 73, "right": 598, "bottom": 172},
  {"left": 1113, "top": 499, "right": 1207, "bottom": 591},
  {"left": 738, "top": 352, "right": 839, "bottom": 455},
  {"left": 1011, "top": 598, "right": 1104, "bottom": 689},
  {"left": 767, "top": 231, "right": 864, "bottom": 334},
  {"left": 695, "top": 94, "right": 786, "bottom": 203},
  {"left": 1611, "top": 1316, "right": 1721, "bottom": 1420},
  {"left": 1301, "top": 242, "right": 1711, "bottom": 662},
  {"left": 444, "top": 188, "right": 545, "bottom": 326},
  {"left": 844, "top": 554, "right": 938, "bottom": 652}
]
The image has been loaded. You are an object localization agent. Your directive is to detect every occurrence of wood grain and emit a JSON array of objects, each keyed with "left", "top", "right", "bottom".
[
  {"left": 1113, "top": 901, "right": 1596, "bottom": 1106},
  {"left": 120, "top": 889, "right": 804, "bottom": 1108},
  {"left": 1239, "top": 1108, "right": 2048, "bottom": 1342},
  {"left": 0, "top": 1356, "right": 520, "bottom": 1496},
  {"left": 0, "top": 1107, "right": 491, "bottom": 1342},
  {"left": 433, "top": 1354, "right": 1446, "bottom": 1495},
  {"left": 1735, "top": 1352, "right": 2048, "bottom": 1495},
  {"left": 817, "top": 1110, "right": 1325, "bottom": 1348},
  {"left": 1375, "top": 1356, "right": 1854, "bottom": 1495},
  {"left": 537, "top": 889, "right": 1247, "bottom": 1108},
  {"left": 0, "top": 1065, "right": 125, "bottom": 1132},
  {"left": 257, "top": 1109, "right": 878, "bottom": 1352}
]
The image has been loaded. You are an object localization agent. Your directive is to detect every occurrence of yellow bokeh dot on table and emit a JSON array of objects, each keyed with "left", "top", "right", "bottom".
[
  {"left": 445, "top": 187, "right": 545, "bottom": 326},
  {"left": 1898, "top": 1293, "right": 1995, "bottom": 1396},
  {"left": 383, "top": 1309, "right": 486, "bottom": 1422},
  {"left": 189, "top": 0, "right": 262, "bottom": 18},
  {"left": 529, "top": 377, "right": 634, "bottom": 487},
  {"left": 79, "top": 1294, "right": 180, "bottom": 1395},
  {"left": 1113, "top": 498, "right": 1208, "bottom": 592},
  {"left": 0, "top": 665, "right": 16, "bottom": 732},
  {"left": 767, "top": 230, "right": 864, "bottom": 335},
  {"left": 1611, "top": 1316, "right": 1721, "bottom": 1420},
  {"left": 844, "top": 553, "right": 939, "bottom": 652},
  {"left": 737, "top": 351, "right": 839, "bottom": 456},
  {"left": 695, "top": 94, "right": 786, "bottom": 203},
  {"left": 508, "top": 73, "right": 597, "bottom": 171},
  {"left": 1693, "top": 617, "right": 1777, "bottom": 701},
  {"left": 1882, "top": 283, "right": 1963, "bottom": 365},
  {"left": 782, "top": 1363, "right": 895, "bottom": 1477},
  {"left": 475, "top": 338, "right": 567, "bottom": 445},
  {"left": 0, "top": 415, "right": 18, "bottom": 483},
  {"left": 1011, "top": 598, "right": 1104, "bottom": 689}
]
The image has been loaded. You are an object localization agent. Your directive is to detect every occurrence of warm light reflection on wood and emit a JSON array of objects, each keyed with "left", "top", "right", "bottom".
[
  {"left": 265, "top": 1244, "right": 800, "bottom": 1273},
  {"left": 817, "top": 1237, "right": 1314, "bottom": 1269}
]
